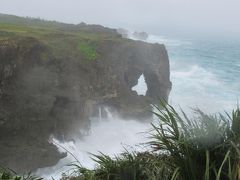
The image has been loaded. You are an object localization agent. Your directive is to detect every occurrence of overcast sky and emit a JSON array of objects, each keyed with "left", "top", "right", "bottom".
[{"left": 0, "top": 0, "right": 239, "bottom": 37}]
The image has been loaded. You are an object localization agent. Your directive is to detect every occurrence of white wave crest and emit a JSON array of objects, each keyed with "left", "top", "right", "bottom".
[
  {"left": 147, "top": 35, "right": 191, "bottom": 47},
  {"left": 171, "top": 64, "right": 220, "bottom": 87},
  {"left": 36, "top": 115, "right": 150, "bottom": 179}
]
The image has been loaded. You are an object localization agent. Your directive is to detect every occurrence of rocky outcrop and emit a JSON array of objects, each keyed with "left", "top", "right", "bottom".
[{"left": 0, "top": 18, "right": 171, "bottom": 172}]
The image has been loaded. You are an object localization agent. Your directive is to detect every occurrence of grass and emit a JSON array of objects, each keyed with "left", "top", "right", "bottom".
[
  {"left": 78, "top": 42, "right": 98, "bottom": 61},
  {"left": 0, "top": 15, "right": 125, "bottom": 62},
  {"left": 0, "top": 168, "right": 42, "bottom": 180},
  {"left": 149, "top": 102, "right": 240, "bottom": 180},
  {"left": 61, "top": 102, "right": 240, "bottom": 180}
]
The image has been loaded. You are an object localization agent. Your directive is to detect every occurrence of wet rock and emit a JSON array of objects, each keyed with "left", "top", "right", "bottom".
[{"left": 0, "top": 25, "right": 171, "bottom": 172}]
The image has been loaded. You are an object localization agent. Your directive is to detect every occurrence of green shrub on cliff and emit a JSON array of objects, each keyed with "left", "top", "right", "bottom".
[
  {"left": 78, "top": 42, "right": 98, "bottom": 61},
  {"left": 64, "top": 103, "right": 240, "bottom": 180}
]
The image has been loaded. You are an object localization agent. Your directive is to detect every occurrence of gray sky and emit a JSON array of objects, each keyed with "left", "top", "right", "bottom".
[{"left": 0, "top": 0, "right": 239, "bottom": 37}]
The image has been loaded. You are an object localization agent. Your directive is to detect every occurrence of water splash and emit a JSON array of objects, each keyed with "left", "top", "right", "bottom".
[{"left": 36, "top": 110, "right": 151, "bottom": 179}]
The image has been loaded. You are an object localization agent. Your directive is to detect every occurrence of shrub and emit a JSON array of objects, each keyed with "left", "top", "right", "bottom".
[
  {"left": 64, "top": 102, "right": 240, "bottom": 180},
  {"left": 150, "top": 102, "right": 240, "bottom": 180},
  {"left": 0, "top": 168, "right": 42, "bottom": 180},
  {"left": 78, "top": 43, "right": 98, "bottom": 61}
]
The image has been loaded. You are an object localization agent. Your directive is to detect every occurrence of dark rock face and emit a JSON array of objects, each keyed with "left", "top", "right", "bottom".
[
  {"left": 97, "top": 40, "right": 171, "bottom": 119},
  {"left": 0, "top": 32, "right": 171, "bottom": 172},
  {"left": 0, "top": 37, "right": 66, "bottom": 172}
]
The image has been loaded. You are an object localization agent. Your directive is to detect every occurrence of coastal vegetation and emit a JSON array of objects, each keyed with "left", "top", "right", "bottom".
[
  {"left": 0, "top": 168, "right": 42, "bottom": 180},
  {"left": 78, "top": 42, "right": 98, "bottom": 61},
  {"left": 60, "top": 103, "right": 240, "bottom": 180},
  {"left": 1, "top": 103, "right": 240, "bottom": 180},
  {"left": 0, "top": 14, "right": 122, "bottom": 61}
]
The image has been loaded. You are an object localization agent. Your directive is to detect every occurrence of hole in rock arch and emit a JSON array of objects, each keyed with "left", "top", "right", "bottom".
[{"left": 131, "top": 74, "right": 148, "bottom": 96}]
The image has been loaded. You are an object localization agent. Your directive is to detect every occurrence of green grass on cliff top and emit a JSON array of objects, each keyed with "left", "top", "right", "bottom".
[{"left": 0, "top": 14, "right": 128, "bottom": 61}]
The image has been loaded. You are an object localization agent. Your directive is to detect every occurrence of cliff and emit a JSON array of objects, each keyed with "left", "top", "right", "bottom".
[{"left": 0, "top": 14, "right": 171, "bottom": 172}]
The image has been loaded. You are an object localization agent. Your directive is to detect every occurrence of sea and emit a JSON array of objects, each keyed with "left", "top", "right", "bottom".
[
  {"left": 154, "top": 35, "right": 240, "bottom": 114},
  {"left": 37, "top": 34, "right": 240, "bottom": 179}
]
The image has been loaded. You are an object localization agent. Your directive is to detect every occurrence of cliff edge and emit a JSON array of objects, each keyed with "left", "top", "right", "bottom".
[{"left": 0, "top": 14, "right": 171, "bottom": 172}]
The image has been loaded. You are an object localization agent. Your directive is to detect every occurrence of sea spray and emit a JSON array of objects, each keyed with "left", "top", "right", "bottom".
[{"left": 36, "top": 109, "right": 151, "bottom": 179}]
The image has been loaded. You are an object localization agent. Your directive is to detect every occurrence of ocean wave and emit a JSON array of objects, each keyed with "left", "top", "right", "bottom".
[
  {"left": 171, "top": 64, "right": 221, "bottom": 87},
  {"left": 36, "top": 117, "right": 150, "bottom": 179},
  {"left": 169, "top": 60, "right": 240, "bottom": 114},
  {"left": 146, "top": 35, "right": 192, "bottom": 47},
  {"left": 128, "top": 32, "right": 239, "bottom": 114}
]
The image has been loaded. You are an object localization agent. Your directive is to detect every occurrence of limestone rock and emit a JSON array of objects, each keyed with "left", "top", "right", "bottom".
[{"left": 0, "top": 16, "right": 171, "bottom": 172}]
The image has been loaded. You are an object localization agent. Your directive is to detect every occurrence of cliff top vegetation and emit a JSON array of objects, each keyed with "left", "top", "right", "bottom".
[{"left": 0, "top": 14, "right": 127, "bottom": 61}]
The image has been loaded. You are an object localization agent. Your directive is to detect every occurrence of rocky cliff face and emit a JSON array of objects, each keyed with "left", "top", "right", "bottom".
[{"left": 0, "top": 15, "right": 171, "bottom": 172}]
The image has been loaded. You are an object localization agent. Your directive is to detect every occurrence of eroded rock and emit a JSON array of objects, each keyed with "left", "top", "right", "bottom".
[{"left": 0, "top": 26, "right": 171, "bottom": 172}]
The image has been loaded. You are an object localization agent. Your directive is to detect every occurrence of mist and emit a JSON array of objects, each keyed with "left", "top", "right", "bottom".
[
  {"left": 36, "top": 113, "right": 151, "bottom": 179},
  {"left": 1, "top": 0, "right": 240, "bottom": 38},
  {"left": 1, "top": 1, "right": 240, "bottom": 179}
]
